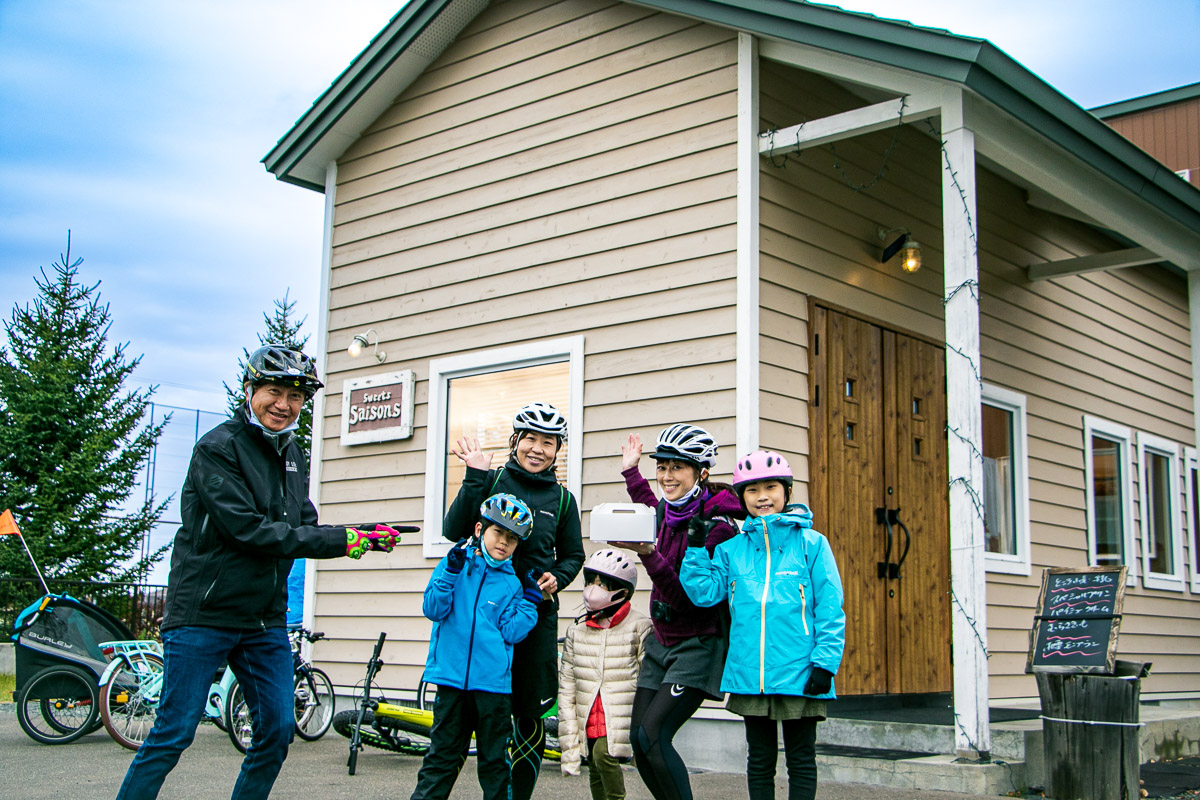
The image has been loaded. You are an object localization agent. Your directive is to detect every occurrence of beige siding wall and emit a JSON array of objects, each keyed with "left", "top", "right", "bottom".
[
  {"left": 311, "top": 0, "right": 739, "bottom": 689},
  {"left": 758, "top": 60, "right": 1199, "bottom": 699}
]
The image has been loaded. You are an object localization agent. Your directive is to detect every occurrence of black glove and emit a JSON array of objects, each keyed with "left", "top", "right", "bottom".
[
  {"left": 445, "top": 540, "right": 467, "bottom": 574},
  {"left": 803, "top": 667, "right": 834, "bottom": 696},
  {"left": 521, "top": 569, "right": 545, "bottom": 605},
  {"left": 686, "top": 516, "right": 714, "bottom": 548}
]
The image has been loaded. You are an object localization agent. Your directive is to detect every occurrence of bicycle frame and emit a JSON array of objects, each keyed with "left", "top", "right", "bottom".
[{"left": 98, "top": 640, "right": 234, "bottom": 723}]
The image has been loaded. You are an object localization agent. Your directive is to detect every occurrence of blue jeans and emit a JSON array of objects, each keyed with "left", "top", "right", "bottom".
[{"left": 115, "top": 626, "right": 295, "bottom": 800}]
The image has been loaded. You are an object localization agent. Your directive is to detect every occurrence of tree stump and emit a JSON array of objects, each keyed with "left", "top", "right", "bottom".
[{"left": 1036, "top": 671, "right": 1141, "bottom": 799}]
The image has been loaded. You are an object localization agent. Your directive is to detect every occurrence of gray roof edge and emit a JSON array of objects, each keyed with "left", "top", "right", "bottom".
[
  {"left": 262, "top": 0, "right": 455, "bottom": 182},
  {"left": 1090, "top": 81, "right": 1200, "bottom": 119},
  {"left": 632, "top": 0, "right": 1200, "bottom": 234}
]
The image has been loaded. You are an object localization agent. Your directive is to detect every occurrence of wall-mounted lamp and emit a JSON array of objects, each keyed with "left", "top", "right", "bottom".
[
  {"left": 876, "top": 226, "right": 922, "bottom": 274},
  {"left": 347, "top": 329, "right": 386, "bottom": 363}
]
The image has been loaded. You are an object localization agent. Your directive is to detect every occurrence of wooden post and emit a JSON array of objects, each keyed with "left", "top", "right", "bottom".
[
  {"left": 941, "top": 90, "right": 990, "bottom": 758},
  {"left": 1036, "top": 671, "right": 1141, "bottom": 799}
]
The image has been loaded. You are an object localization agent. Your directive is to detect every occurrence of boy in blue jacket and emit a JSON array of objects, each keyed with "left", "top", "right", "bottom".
[{"left": 411, "top": 494, "right": 543, "bottom": 800}]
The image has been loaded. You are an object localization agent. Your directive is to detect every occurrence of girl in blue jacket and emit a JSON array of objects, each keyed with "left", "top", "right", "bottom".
[
  {"left": 413, "top": 494, "right": 542, "bottom": 800},
  {"left": 679, "top": 451, "right": 845, "bottom": 800}
]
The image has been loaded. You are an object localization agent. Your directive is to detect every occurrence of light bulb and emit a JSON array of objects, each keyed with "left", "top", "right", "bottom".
[
  {"left": 347, "top": 335, "right": 366, "bottom": 358},
  {"left": 900, "top": 241, "right": 922, "bottom": 273}
]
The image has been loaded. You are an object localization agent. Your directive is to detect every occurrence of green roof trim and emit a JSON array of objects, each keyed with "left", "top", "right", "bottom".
[
  {"left": 1091, "top": 81, "right": 1200, "bottom": 119},
  {"left": 261, "top": 0, "right": 457, "bottom": 191},
  {"left": 265, "top": 0, "right": 1200, "bottom": 238},
  {"left": 629, "top": 0, "right": 1200, "bottom": 234}
]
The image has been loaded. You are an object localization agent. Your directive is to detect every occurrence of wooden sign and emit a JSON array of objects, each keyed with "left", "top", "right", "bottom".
[
  {"left": 340, "top": 370, "right": 414, "bottom": 446},
  {"left": 1026, "top": 565, "right": 1126, "bottom": 674}
]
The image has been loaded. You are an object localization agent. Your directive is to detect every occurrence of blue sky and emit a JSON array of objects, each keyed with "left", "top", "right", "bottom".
[{"left": 2, "top": 0, "right": 1199, "bottom": 416}]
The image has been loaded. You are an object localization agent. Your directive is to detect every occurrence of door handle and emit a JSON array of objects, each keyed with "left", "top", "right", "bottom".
[
  {"left": 875, "top": 507, "right": 911, "bottom": 580},
  {"left": 889, "top": 508, "right": 911, "bottom": 580},
  {"left": 875, "top": 507, "right": 892, "bottom": 579}
]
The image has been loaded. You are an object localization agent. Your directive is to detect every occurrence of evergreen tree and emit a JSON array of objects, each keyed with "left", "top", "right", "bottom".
[
  {"left": 0, "top": 236, "right": 168, "bottom": 592},
  {"left": 224, "top": 291, "right": 314, "bottom": 466}
]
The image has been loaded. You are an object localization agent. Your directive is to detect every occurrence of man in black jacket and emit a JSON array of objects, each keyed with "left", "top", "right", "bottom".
[{"left": 116, "top": 345, "right": 411, "bottom": 800}]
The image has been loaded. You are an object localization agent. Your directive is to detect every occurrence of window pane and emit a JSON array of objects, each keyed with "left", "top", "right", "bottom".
[
  {"left": 1092, "top": 435, "right": 1124, "bottom": 563},
  {"left": 1146, "top": 451, "right": 1173, "bottom": 574},
  {"left": 1192, "top": 467, "right": 1200, "bottom": 579},
  {"left": 444, "top": 362, "right": 570, "bottom": 512},
  {"left": 982, "top": 403, "right": 1016, "bottom": 555}
]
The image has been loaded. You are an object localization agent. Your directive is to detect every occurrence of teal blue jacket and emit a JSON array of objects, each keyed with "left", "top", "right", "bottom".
[{"left": 680, "top": 504, "right": 845, "bottom": 698}]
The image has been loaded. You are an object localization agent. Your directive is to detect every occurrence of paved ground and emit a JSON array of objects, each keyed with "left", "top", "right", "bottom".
[{"left": 0, "top": 708, "right": 1018, "bottom": 800}]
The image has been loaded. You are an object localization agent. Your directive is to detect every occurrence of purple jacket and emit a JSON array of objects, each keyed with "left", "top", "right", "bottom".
[{"left": 622, "top": 467, "right": 742, "bottom": 646}]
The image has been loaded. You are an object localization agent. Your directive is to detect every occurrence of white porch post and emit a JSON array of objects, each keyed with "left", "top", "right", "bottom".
[
  {"left": 736, "top": 31, "right": 760, "bottom": 457},
  {"left": 302, "top": 161, "right": 338, "bottom": 639},
  {"left": 941, "top": 93, "right": 991, "bottom": 758},
  {"left": 1189, "top": 271, "right": 1200, "bottom": 449}
]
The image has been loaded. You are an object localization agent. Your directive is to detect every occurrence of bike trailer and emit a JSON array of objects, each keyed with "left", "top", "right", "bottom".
[{"left": 10, "top": 593, "right": 134, "bottom": 694}]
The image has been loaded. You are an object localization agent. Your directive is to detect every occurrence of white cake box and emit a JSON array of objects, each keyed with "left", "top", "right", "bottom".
[{"left": 589, "top": 503, "right": 656, "bottom": 543}]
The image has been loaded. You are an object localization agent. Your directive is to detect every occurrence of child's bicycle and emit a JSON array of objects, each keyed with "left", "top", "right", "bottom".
[
  {"left": 97, "top": 639, "right": 240, "bottom": 750},
  {"left": 224, "top": 627, "right": 335, "bottom": 753},
  {"left": 332, "top": 633, "right": 559, "bottom": 767}
]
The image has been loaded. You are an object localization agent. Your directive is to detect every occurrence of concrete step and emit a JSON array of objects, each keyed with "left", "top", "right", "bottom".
[{"left": 815, "top": 746, "right": 1026, "bottom": 796}]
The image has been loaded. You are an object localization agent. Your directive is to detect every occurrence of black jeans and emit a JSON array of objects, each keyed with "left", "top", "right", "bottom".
[
  {"left": 743, "top": 716, "right": 818, "bottom": 800},
  {"left": 411, "top": 687, "right": 512, "bottom": 800}
]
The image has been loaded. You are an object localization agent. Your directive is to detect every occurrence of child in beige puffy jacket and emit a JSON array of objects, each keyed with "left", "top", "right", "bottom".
[{"left": 559, "top": 549, "right": 653, "bottom": 800}]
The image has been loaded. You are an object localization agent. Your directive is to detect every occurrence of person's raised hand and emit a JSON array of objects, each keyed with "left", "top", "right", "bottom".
[
  {"left": 450, "top": 437, "right": 493, "bottom": 471},
  {"left": 445, "top": 539, "right": 468, "bottom": 574},
  {"left": 620, "top": 432, "right": 643, "bottom": 472}
]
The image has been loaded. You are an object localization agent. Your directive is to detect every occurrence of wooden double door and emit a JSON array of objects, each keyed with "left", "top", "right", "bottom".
[{"left": 808, "top": 305, "right": 951, "bottom": 696}]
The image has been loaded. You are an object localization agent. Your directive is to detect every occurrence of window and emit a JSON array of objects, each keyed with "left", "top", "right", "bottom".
[
  {"left": 1083, "top": 416, "right": 1136, "bottom": 584},
  {"left": 1185, "top": 448, "right": 1200, "bottom": 593},
  {"left": 421, "top": 337, "right": 584, "bottom": 557},
  {"left": 982, "top": 385, "right": 1030, "bottom": 575},
  {"left": 1138, "top": 432, "right": 1184, "bottom": 591}
]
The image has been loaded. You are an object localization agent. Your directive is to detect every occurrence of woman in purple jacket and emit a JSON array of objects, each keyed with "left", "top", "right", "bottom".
[{"left": 612, "top": 424, "right": 743, "bottom": 800}]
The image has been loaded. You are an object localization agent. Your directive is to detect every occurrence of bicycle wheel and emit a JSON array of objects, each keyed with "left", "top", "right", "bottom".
[
  {"left": 16, "top": 665, "right": 100, "bottom": 745},
  {"left": 417, "top": 676, "right": 436, "bottom": 712},
  {"left": 294, "top": 667, "right": 334, "bottom": 741},
  {"left": 224, "top": 681, "right": 252, "bottom": 754},
  {"left": 100, "top": 654, "right": 164, "bottom": 750}
]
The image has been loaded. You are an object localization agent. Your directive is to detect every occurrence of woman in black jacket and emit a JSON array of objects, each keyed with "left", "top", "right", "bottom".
[{"left": 442, "top": 402, "right": 585, "bottom": 800}]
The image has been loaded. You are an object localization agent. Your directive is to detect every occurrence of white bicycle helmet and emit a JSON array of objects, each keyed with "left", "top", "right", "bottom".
[
  {"left": 582, "top": 548, "right": 638, "bottom": 593},
  {"left": 513, "top": 402, "right": 568, "bottom": 440},
  {"left": 651, "top": 423, "right": 718, "bottom": 469}
]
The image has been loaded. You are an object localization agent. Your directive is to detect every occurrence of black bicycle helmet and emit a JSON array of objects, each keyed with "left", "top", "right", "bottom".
[{"left": 243, "top": 344, "right": 324, "bottom": 397}]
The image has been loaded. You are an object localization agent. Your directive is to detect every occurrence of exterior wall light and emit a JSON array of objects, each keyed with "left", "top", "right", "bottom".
[
  {"left": 348, "top": 329, "right": 386, "bottom": 363},
  {"left": 877, "top": 226, "right": 922, "bottom": 274}
]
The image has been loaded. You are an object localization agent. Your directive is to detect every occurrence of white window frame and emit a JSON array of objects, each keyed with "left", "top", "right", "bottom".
[
  {"left": 982, "top": 384, "right": 1031, "bottom": 576},
  {"left": 1083, "top": 416, "right": 1137, "bottom": 586},
  {"left": 1138, "top": 431, "right": 1185, "bottom": 592},
  {"left": 1186, "top": 447, "right": 1200, "bottom": 594},
  {"left": 420, "top": 336, "right": 584, "bottom": 558}
]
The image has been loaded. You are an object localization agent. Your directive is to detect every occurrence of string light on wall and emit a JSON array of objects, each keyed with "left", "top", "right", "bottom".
[
  {"left": 347, "top": 329, "right": 386, "bottom": 363},
  {"left": 876, "top": 226, "right": 922, "bottom": 273}
]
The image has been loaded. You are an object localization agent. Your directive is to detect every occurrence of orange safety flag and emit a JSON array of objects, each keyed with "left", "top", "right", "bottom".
[{"left": 0, "top": 508, "right": 22, "bottom": 536}]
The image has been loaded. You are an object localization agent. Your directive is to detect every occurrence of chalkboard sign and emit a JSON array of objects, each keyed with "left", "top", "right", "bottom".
[{"left": 1026, "top": 565, "right": 1126, "bottom": 674}]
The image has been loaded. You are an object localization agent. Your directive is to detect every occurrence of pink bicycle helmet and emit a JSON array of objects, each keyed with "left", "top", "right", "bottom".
[
  {"left": 582, "top": 548, "right": 638, "bottom": 593},
  {"left": 733, "top": 450, "right": 794, "bottom": 492}
]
